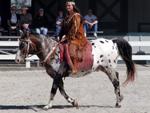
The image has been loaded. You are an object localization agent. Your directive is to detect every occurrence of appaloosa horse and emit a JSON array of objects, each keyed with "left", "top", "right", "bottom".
[{"left": 15, "top": 31, "right": 135, "bottom": 109}]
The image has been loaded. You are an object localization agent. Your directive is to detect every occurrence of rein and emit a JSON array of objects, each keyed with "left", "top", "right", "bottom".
[
  {"left": 41, "top": 36, "right": 65, "bottom": 64},
  {"left": 42, "top": 37, "right": 66, "bottom": 64},
  {"left": 42, "top": 43, "right": 59, "bottom": 64}
]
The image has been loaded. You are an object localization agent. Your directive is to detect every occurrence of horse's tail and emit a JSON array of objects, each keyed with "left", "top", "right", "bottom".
[{"left": 112, "top": 38, "right": 135, "bottom": 84}]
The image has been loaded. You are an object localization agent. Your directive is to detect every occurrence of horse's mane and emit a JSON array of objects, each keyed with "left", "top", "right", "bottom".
[
  {"left": 30, "top": 33, "right": 58, "bottom": 44},
  {"left": 29, "top": 34, "right": 58, "bottom": 51}
]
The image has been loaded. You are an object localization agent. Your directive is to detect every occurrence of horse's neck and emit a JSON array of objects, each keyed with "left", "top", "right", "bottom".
[
  {"left": 32, "top": 36, "right": 60, "bottom": 70},
  {"left": 35, "top": 36, "right": 58, "bottom": 62}
]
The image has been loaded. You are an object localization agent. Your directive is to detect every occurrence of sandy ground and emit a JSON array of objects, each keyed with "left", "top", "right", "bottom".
[{"left": 0, "top": 64, "right": 149, "bottom": 113}]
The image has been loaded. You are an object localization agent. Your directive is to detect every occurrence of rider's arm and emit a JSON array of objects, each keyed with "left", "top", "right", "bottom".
[{"left": 67, "top": 13, "right": 81, "bottom": 39}]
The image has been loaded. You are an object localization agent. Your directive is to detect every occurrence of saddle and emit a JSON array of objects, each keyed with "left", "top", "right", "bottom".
[{"left": 59, "top": 40, "right": 93, "bottom": 72}]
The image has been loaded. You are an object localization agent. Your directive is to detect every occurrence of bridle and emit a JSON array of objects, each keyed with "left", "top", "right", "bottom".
[{"left": 19, "top": 38, "right": 41, "bottom": 58}]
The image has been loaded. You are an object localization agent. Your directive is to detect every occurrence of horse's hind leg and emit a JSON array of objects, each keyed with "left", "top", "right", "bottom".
[
  {"left": 106, "top": 69, "right": 123, "bottom": 108},
  {"left": 58, "top": 78, "right": 78, "bottom": 108},
  {"left": 43, "top": 79, "right": 58, "bottom": 110}
]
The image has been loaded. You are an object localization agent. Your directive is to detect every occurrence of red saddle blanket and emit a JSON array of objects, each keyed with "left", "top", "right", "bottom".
[{"left": 59, "top": 41, "right": 93, "bottom": 72}]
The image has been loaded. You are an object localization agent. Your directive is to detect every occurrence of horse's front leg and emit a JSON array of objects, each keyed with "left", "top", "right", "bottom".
[
  {"left": 58, "top": 78, "right": 79, "bottom": 108},
  {"left": 43, "top": 79, "right": 58, "bottom": 110},
  {"left": 57, "top": 61, "right": 79, "bottom": 108},
  {"left": 43, "top": 65, "right": 58, "bottom": 110}
]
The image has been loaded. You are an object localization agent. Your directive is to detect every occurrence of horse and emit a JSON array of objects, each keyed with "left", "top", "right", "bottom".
[{"left": 15, "top": 31, "right": 135, "bottom": 109}]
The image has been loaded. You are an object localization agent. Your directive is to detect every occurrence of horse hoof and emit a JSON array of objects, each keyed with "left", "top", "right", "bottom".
[
  {"left": 115, "top": 103, "right": 121, "bottom": 108},
  {"left": 43, "top": 105, "right": 52, "bottom": 110},
  {"left": 72, "top": 99, "right": 79, "bottom": 109}
]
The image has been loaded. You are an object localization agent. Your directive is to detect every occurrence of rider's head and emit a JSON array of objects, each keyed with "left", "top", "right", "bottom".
[{"left": 66, "top": 1, "right": 80, "bottom": 14}]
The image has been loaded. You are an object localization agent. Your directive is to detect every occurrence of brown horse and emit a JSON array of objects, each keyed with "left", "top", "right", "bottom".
[{"left": 15, "top": 30, "right": 135, "bottom": 109}]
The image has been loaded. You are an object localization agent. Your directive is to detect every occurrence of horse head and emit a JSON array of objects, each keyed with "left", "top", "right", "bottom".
[
  {"left": 15, "top": 30, "right": 58, "bottom": 65},
  {"left": 15, "top": 30, "right": 42, "bottom": 63}
]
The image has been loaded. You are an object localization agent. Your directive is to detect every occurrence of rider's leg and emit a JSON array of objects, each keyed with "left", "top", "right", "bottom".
[{"left": 65, "top": 44, "right": 77, "bottom": 74}]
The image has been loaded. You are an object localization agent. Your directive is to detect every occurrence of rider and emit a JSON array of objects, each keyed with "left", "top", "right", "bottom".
[{"left": 59, "top": 1, "right": 88, "bottom": 74}]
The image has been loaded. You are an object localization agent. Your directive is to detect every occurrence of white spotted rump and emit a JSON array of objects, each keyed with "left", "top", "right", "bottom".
[{"left": 90, "top": 38, "right": 118, "bottom": 71}]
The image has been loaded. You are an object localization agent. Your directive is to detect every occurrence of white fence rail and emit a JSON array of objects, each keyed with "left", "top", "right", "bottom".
[
  {"left": 0, "top": 41, "right": 19, "bottom": 46},
  {"left": 0, "top": 54, "right": 39, "bottom": 68},
  {"left": 0, "top": 36, "right": 150, "bottom": 68},
  {"left": 118, "top": 41, "right": 150, "bottom": 61},
  {"left": 0, "top": 37, "right": 39, "bottom": 68},
  {"left": 129, "top": 41, "right": 150, "bottom": 46}
]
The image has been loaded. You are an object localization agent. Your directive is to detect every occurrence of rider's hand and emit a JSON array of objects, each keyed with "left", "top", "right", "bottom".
[{"left": 60, "top": 35, "right": 66, "bottom": 42}]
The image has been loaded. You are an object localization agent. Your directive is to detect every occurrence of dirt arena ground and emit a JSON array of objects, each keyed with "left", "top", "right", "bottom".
[{"left": 0, "top": 64, "right": 149, "bottom": 113}]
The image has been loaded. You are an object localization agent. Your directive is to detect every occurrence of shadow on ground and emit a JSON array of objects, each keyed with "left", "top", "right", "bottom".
[{"left": 0, "top": 104, "right": 114, "bottom": 111}]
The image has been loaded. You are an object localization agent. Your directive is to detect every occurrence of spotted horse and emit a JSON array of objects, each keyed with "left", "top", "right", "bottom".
[{"left": 15, "top": 31, "right": 135, "bottom": 109}]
